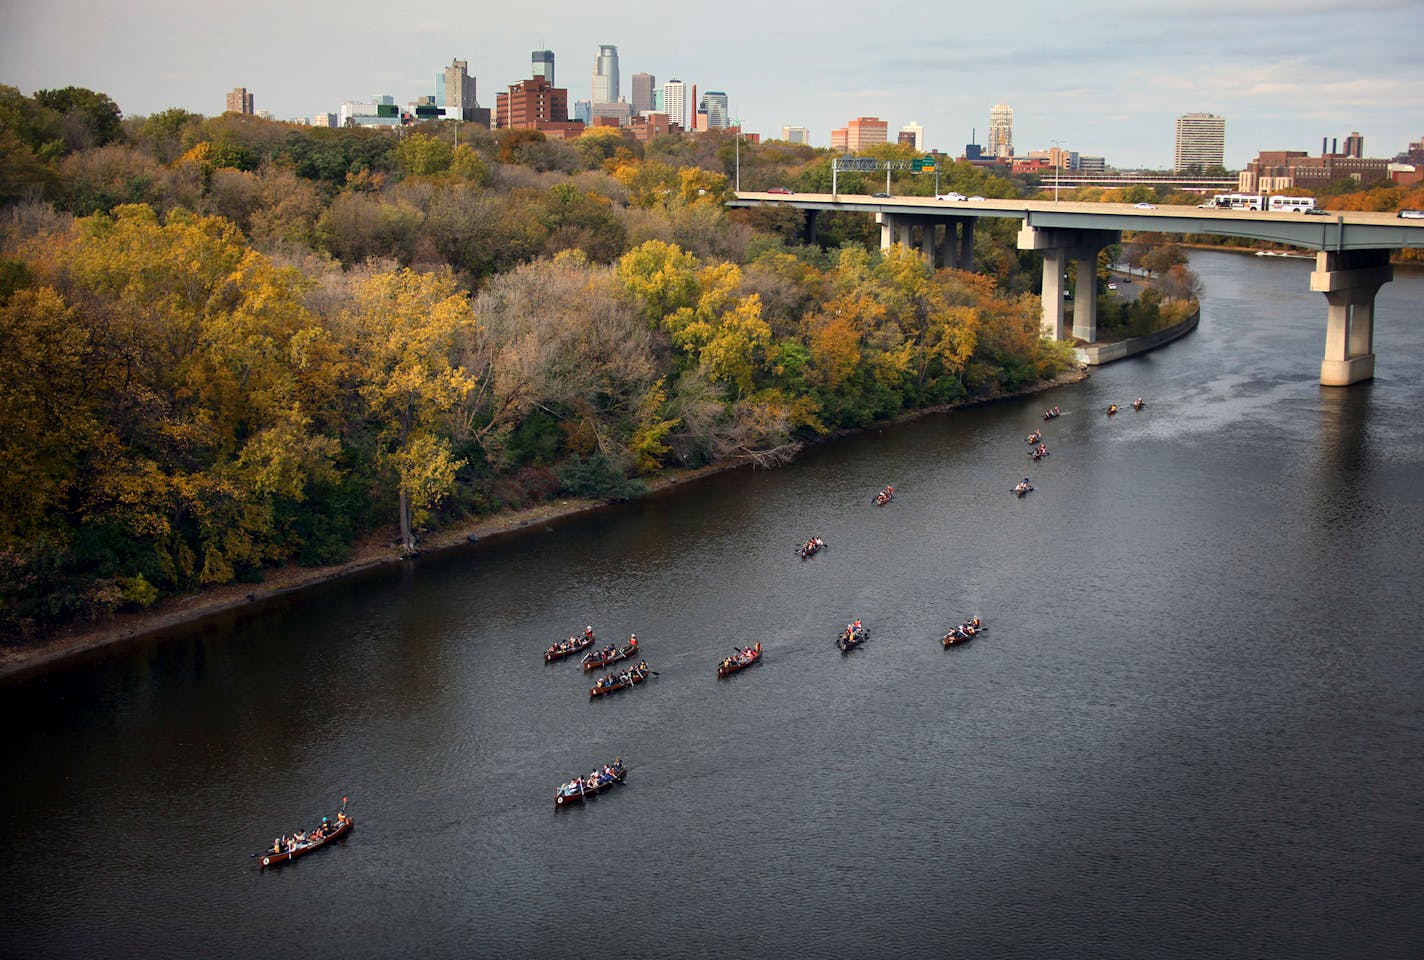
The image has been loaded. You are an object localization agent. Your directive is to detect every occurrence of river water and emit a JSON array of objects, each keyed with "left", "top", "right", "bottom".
[{"left": 2, "top": 250, "right": 1422, "bottom": 960}]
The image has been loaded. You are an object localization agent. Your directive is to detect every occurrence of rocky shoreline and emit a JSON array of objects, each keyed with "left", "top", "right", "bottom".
[{"left": 0, "top": 369, "right": 1088, "bottom": 680}]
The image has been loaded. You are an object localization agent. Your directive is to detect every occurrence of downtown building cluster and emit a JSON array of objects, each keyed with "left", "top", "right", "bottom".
[{"left": 222, "top": 73, "right": 1424, "bottom": 188}]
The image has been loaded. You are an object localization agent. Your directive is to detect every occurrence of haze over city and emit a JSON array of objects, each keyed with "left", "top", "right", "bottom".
[{"left": 5, "top": 0, "right": 1423, "bottom": 168}]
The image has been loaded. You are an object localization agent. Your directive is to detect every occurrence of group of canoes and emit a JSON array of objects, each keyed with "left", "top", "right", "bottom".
[
  {"left": 258, "top": 800, "right": 353, "bottom": 868},
  {"left": 718, "top": 642, "right": 763, "bottom": 677},
  {"left": 942, "top": 618, "right": 986, "bottom": 647},
  {"left": 872, "top": 484, "right": 895, "bottom": 506},
  {"left": 1106, "top": 398, "right": 1145, "bottom": 416},
  {"left": 554, "top": 758, "right": 628, "bottom": 807},
  {"left": 1042, "top": 406, "right": 1061, "bottom": 420}
]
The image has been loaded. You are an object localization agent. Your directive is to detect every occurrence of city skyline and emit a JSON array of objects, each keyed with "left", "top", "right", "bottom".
[{"left": 4, "top": 0, "right": 1422, "bottom": 168}]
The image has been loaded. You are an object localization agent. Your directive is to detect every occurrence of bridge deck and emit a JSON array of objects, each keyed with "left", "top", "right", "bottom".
[{"left": 729, "top": 193, "right": 1424, "bottom": 252}]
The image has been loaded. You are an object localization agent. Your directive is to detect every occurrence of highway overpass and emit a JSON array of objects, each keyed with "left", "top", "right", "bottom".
[{"left": 728, "top": 192, "right": 1424, "bottom": 385}]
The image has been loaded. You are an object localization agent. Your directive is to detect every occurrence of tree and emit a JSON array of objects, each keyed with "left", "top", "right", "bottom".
[
  {"left": 339, "top": 268, "right": 475, "bottom": 554},
  {"left": 32, "top": 86, "right": 123, "bottom": 150}
]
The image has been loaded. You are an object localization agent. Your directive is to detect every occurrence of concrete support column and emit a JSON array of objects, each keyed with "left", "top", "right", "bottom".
[
  {"left": 1017, "top": 225, "right": 1121, "bottom": 342},
  {"left": 1040, "top": 249, "right": 1067, "bottom": 339},
  {"left": 918, "top": 220, "right": 935, "bottom": 266},
  {"left": 935, "top": 223, "right": 950, "bottom": 270},
  {"left": 1073, "top": 254, "right": 1099, "bottom": 342},
  {"left": 804, "top": 209, "right": 819, "bottom": 245},
  {"left": 958, "top": 219, "right": 976, "bottom": 271},
  {"left": 878, "top": 212, "right": 895, "bottom": 250},
  {"left": 1311, "top": 249, "right": 1391, "bottom": 386}
]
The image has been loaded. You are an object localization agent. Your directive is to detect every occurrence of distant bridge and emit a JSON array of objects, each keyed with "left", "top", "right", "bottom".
[{"left": 728, "top": 192, "right": 1424, "bottom": 386}]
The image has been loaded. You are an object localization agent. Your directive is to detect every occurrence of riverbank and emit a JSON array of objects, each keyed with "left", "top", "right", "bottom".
[{"left": 0, "top": 368, "right": 1088, "bottom": 680}]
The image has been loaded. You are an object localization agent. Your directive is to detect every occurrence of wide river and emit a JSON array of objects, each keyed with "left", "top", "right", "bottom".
[{"left": 3, "top": 250, "right": 1422, "bottom": 960}]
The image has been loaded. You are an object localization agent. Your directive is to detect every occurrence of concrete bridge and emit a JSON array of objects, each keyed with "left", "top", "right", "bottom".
[{"left": 728, "top": 193, "right": 1424, "bottom": 386}]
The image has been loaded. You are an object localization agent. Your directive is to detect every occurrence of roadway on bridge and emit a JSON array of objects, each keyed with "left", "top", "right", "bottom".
[{"left": 730, "top": 192, "right": 1424, "bottom": 251}]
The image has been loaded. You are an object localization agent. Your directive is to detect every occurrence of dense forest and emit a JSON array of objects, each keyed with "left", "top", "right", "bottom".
[{"left": 9, "top": 84, "right": 1402, "bottom": 643}]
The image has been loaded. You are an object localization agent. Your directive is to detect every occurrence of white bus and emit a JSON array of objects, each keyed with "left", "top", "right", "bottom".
[
  {"left": 1267, "top": 195, "right": 1317, "bottom": 213},
  {"left": 1202, "top": 193, "right": 1264, "bottom": 211}
]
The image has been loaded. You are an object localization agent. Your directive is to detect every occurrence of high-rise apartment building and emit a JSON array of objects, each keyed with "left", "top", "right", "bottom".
[
  {"left": 225, "top": 87, "right": 254, "bottom": 115},
  {"left": 1174, "top": 112, "right": 1226, "bottom": 171},
  {"left": 781, "top": 125, "right": 809, "bottom": 144},
  {"left": 533, "top": 50, "right": 555, "bottom": 87},
  {"left": 988, "top": 103, "right": 1013, "bottom": 159},
  {"left": 700, "top": 91, "right": 729, "bottom": 129},
  {"left": 444, "top": 59, "right": 477, "bottom": 121},
  {"left": 592, "top": 45, "right": 619, "bottom": 104},
  {"left": 662, "top": 79, "right": 689, "bottom": 129},
  {"left": 900, "top": 121, "right": 925, "bottom": 151},
  {"left": 1342, "top": 131, "right": 1364, "bottom": 159},
  {"left": 631, "top": 73, "right": 655, "bottom": 115}
]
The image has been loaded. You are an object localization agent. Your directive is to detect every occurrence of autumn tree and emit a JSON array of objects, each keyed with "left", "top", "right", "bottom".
[{"left": 337, "top": 267, "right": 475, "bottom": 554}]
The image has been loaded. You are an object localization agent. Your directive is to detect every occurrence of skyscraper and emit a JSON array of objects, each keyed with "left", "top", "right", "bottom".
[
  {"left": 700, "top": 91, "right": 729, "bottom": 129},
  {"left": 988, "top": 103, "right": 1013, "bottom": 159},
  {"left": 225, "top": 87, "right": 254, "bottom": 115},
  {"left": 592, "top": 45, "right": 619, "bottom": 104},
  {"left": 781, "top": 125, "right": 809, "bottom": 144},
  {"left": 1173, "top": 112, "right": 1225, "bottom": 170},
  {"left": 532, "top": 50, "right": 555, "bottom": 87},
  {"left": 631, "top": 73, "right": 655, "bottom": 116},
  {"left": 900, "top": 121, "right": 925, "bottom": 151},
  {"left": 662, "top": 79, "right": 688, "bottom": 128},
  {"left": 444, "top": 59, "right": 477, "bottom": 121}
]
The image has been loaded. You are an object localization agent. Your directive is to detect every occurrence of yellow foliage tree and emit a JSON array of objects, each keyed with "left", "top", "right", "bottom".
[{"left": 341, "top": 267, "right": 476, "bottom": 554}]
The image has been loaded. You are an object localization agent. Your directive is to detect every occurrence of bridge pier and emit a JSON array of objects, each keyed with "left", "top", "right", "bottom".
[
  {"left": 1312, "top": 250, "right": 1390, "bottom": 386},
  {"left": 877, "top": 214, "right": 975, "bottom": 272},
  {"left": 1017, "top": 226, "right": 1120, "bottom": 341}
]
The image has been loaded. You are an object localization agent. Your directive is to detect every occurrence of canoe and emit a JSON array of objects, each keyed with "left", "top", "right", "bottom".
[
  {"left": 258, "top": 816, "right": 353, "bottom": 868},
  {"left": 837, "top": 627, "right": 868, "bottom": 652},
  {"left": 545, "top": 634, "right": 595, "bottom": 662},
  {"left": 581, "top": 639, "right": 638, "bottom": 672},
  {"left": 717, "top": 642, "right": 763, "bottom": 678},
  {"left": 588, "top": 666, "right": 651, "bottom": 698},
  {"left": 799, "top": 538, "right": 827, "bottom": 559},
  {"left": 942, "top": 622, "right": 987, "bottom": 647},
  {"left": 554, "top": 761, "right": 629, "bottom": 808}
]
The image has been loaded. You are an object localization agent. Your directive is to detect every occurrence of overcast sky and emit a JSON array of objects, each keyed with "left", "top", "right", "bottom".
[{"left": 5, "top": 0, "right": 1422, "bottom": 168}]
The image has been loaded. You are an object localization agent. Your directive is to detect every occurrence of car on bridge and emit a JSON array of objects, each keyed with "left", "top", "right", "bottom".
[
  {"left": 937, "top": 192, "right": 967, "bottom": 201},
  {"left": 1400, "top": 209, "right": 1424, "bottom": 219},
  {"left": 1134, "top": 202, "right": 1156, "bottom": 209},
  {"left": 767, "top": 187, "right": 794, "bottom": 195}
]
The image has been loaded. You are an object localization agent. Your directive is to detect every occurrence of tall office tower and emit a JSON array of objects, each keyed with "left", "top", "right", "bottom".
[
  {"left": 532, "top": 50, "right": 555, "bottom": 87},
  {"left": 225, "top": 87, "right": 254, "bottom": 115},
  {"left": 845, "top": 116, "right": 888, "bottom": 151},
  {"left": 988, "top": 103, "right": 1013, "bottom": 159},
  {"left": 900, "top": 121, "right": 925, "bottom": 151},
  {"left": 700, "top": 91, "right": 729, "bottom": 129},
  {"left": 592, "top": 45, "right": 619, "bottom": 104},
  {"left": 1173, "top": 112, "right": 1226, "bottom": 170},
  {"left": 1342, "top": 131, "right": 1364, "bottom": 159},
  {"left": 444, "top": 59, "right": 477, "bottom": 120},
  {"left": 662, "top": 79, "right": 688, "bottom": 128},
  {"left": 631, "top": 73, "right": 655, "bottom": 115},
  {"left": 781, "top": 125, "right": 809, "bottom": 144}
]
